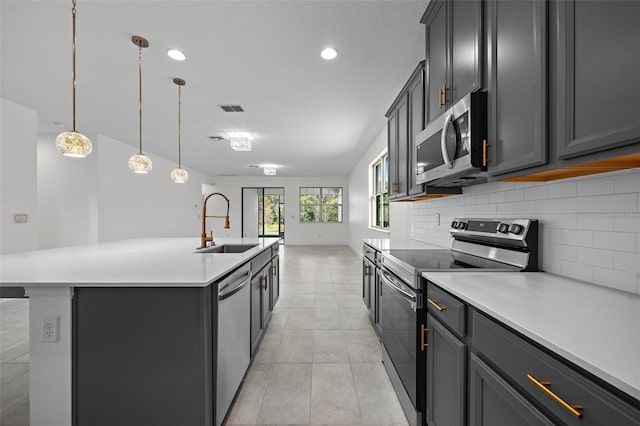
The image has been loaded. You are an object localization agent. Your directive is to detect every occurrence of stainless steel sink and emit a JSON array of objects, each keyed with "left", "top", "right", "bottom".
[{"left": 195, "top": 244, "right": 258, "bottom": 254}]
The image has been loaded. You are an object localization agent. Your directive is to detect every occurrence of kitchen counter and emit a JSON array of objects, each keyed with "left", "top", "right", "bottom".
[
  {"left": 363, "top": 238, "right": 446, "bottom": 251},
  {"left": 422, "top": 271, "right": 640, "bottom": 401},
  {"left": 0, "top": 237, "right": 279, "bottom": 287}
]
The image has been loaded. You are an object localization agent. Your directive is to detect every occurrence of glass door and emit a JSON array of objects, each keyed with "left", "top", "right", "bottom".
[{"left": 242, "top": 187, "right": 284, "bottom": 243}]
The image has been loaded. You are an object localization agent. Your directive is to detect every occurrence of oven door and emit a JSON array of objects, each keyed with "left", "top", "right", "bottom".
[{"left": 378, "top": 266, "right": 422, "bottom": 408}]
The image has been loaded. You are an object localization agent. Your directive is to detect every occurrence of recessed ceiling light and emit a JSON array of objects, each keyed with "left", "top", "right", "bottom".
[
  {"left": 167, "top": 49, "right": 186, "bottom": 61},
  {"left": 321, "top": 47, "right": 338, "bottom": 60},
  {"left": 227, "top": 131, "right": 254, "bottom": 140}
]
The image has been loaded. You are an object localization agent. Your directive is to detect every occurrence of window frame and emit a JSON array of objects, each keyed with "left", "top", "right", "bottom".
[
  {"left": 370, "top": 151, "right": 390, "bottom": 231},
  {"left": 299, "top": 187, "right": 344, "bottom": 223}
]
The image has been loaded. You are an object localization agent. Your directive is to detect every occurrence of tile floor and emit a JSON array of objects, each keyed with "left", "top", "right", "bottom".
[
  {"left": 225, "top": 245, "right": 408, "bottom": 425},
  {"left": 0, "top": 245, "right": 407, "bottom": 426},
  {"left": 0, "top": 298, "right": 30, "bottom": 426}
]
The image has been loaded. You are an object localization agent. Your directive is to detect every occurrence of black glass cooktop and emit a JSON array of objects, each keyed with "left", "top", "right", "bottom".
[{"left": 384, "top": 249, "right": 469, "bottom": 271}]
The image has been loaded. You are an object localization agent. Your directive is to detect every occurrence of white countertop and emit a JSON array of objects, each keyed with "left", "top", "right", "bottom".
[
  {"left": 0, "top": 237, "right": 279, "bottom": 287},
  {"left": 422, "top": 271, "right": 640, "bottom": 401},
  {"left": 363, "top": 238, "right": 446, "bottom": 251}
]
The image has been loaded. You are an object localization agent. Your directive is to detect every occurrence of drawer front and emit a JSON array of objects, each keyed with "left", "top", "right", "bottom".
[
  {"left": 271, "top": 243, "right": 279, "bottom": 258},
  {"left": 472, "top": 311, "right": 640, "bottom": 426},
  {"left": 251, "top": 249, "right": 271, "bottom": 274},
  {"left": 363, "top": 243, "right": 377, "bottom": 263},
  {"left": 426, "top": 284, "right": 466, "bottom": 338}
]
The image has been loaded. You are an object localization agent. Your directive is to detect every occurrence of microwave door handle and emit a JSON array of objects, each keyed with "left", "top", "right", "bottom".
[{"left": 441, "top": 113, "right": 454, "bottom": 169}]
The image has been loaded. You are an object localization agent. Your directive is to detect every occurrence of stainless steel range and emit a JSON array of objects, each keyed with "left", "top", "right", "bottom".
[{"left": 378, "top": 218, "right": 538, "bottom": 426}]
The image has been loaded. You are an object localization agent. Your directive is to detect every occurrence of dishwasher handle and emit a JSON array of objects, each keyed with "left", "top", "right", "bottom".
[{"left": 218, "top": 269, "right": 252, "bottom": 301}]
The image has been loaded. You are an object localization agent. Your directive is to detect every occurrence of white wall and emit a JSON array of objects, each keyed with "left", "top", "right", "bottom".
[
  {"left": 347, "top": 125, "right": 411, "bottom": 254},
  {"left": 208, "top": 176, "right": 349, "bottom": 245},
  {"left": 37, "top": 133, "right": 100, "bottom": 249},
  {"left": 0, "top": 98, "right": 38, "bottom": 254},
  {"left": 96, "top": 135, "right": 213, "bottom": 242},
  {"left": 411, "top": 169, "right": 640, "bottom": 294}
]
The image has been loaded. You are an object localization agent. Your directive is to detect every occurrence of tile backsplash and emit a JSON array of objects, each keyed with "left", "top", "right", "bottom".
[{"left": 411, "top": 169, "right": 640, "bottom": 294}]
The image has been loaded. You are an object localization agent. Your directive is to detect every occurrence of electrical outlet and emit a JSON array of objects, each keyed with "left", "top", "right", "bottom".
[
  {"left": 42, "top": 316, "right": 59, "bottom": 343},
  {"left": 13, "top": 213, "right": 28, "bottom": 223}
]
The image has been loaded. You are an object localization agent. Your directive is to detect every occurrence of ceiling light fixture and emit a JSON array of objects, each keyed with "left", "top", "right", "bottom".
[
  {"left": 321, "top": 47, "right": 338, "bottom": 60},
  {"left": 263, "top": 167, "right": 277, "bottom": 176},
  {"left": 170, "top": 78, "right": 189, "bottom": 183},
  {"left": 166, "top": 48, "right": 186, "bottom": 61},
  {"left": 128, "top": 35, "right": 153, "bottom": 174},
  {"left": 55, "top": 0, "right": 92, "bottom": 158},
  {"left": 230, "top": 137, "right": 251, "bottom": 152},
  {"left": 227, "top": 131, "right": 254, "bottom": 140}
]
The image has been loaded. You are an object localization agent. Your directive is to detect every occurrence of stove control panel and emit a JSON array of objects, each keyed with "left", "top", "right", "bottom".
[{"left": 450, "top": 218, "right": 538, "bottom": 248}]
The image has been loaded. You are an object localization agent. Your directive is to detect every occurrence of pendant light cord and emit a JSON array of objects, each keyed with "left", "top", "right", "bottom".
[
  {"left": 178, "top": 85, "right": 182, "bottom": 167},
  {"left": 71, "top": 0, "right": 77, "bottom": 132},
  {"left": 138, "top": 44, "right": 143, "bottom": 155}
]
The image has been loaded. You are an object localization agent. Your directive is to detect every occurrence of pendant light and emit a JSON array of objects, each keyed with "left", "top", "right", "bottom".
[
  {"left": 128, "top": 35, "right": 153, "bottom": 174},
  {"left": 55, "top": 0, "right": 92, "bottom": 158},
  {"left": 170, "top": 78, "right": 189, "bottom": 183}
]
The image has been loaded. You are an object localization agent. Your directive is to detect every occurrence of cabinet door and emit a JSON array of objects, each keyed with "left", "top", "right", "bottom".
[
  {"left": 426, "top": 314, "right": 465, "bottom": 426},
  {"left": 362, "top": 259, "right": 371, "bottom": 309},
  {"left": 270, "top": 256, "right": 279, "bottom": 310},
  {"left": 486, "top": 0, "right": 547, "bottom": 176},
  {"left": 261, "top": 269, "right": 271, "bottom": 328},
  {"left": 387, "top": 111, "right": 399, "bottom": 198},
  {"left": 450, "top": 0, "right": 482, "bottom": 105},
  {"left": 425, "top": 0, "right": 448, "bottom": 124},
  {"left": 396, "top": 95, "right": 409, "bottom": 199},
  {"left": 469, "top": 353, "right": 555, "bottom": 426},
  {"left": 554, "top": 0, "right": 640, "bottom": 159},
  {"left": 408, "top": 68, "right": 425, "bottom": 196},
  {"left": 250, "top": 272, "right": 263, "bottom": 355}
]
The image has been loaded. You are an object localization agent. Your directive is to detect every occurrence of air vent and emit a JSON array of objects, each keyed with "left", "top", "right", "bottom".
[
  {"left": 219, "top": 105, "right": 244, "bottom": 112},
  {"left": 209, "top": 136, "right": 225, "bottom": 141}
]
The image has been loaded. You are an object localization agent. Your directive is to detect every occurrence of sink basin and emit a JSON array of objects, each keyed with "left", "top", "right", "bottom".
[{"left": 195, "top": 244, "right": 258, "bottom": 254}]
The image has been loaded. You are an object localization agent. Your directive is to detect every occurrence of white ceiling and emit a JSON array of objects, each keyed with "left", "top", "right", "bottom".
[{"left": 1, "top": 0, "right": 426, "bottom": 177}]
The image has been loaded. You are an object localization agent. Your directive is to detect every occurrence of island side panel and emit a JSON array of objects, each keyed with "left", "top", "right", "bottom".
[{"left": 73, "top": 286, "right": 214, "bottom": 426}]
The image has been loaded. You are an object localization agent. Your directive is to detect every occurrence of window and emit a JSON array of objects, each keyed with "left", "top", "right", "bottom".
[
  {"left": 299, "top": 187, "right": 343, "bottom": 223},
  {"left": 371, "top": 152, "right": 389, "bottom": 230}
]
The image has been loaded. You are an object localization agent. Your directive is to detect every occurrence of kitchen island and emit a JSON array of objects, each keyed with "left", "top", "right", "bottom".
[{"left": 0, "top": 237, "right": 280, "bottom": 426}]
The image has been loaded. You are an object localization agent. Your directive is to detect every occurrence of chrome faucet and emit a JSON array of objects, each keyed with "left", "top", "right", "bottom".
[{"left": 201, "top": 192, "right": 230, "bottom": 248}]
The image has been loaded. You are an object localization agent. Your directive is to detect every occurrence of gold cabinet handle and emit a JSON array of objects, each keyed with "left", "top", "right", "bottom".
[
  {"left": 420, "top": 324, "right": 429, "bottom": 351},
  {"left": 391, "top": 182, "right": 397, "bottom": 193},
  {"left": 427, "top": 298, "right": 446, "bottom": 311},
  {"left": 439, "top": 84, "right": 448, "bottom": 108},
  {"left": 482, "top": 139, "right": 491, "bottom": 167},
  {"left": 261, "top": 275, "right": 268, "bottom": 290},
  {"left": 526, "top": 374, "right": 583, "bottom": 418}
]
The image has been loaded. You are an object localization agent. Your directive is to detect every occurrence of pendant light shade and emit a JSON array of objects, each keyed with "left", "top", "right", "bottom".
[
  {"left": 128, "top": 35, "right": 152, "bottom": 174},
  {"left": 171, "top": 77, "right": 189, "bottom": 183},
  {"left": 56, "top": 0, "right": 92, "bottom": 157}
]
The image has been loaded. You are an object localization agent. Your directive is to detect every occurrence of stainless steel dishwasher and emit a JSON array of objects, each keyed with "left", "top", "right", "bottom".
[{"left": 216, "top": 264, "right": 252, "bottom": 426}]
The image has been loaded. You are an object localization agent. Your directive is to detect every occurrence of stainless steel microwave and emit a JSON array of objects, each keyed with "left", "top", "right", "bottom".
[{"left": 415, "top": 90, "right": 488, "bottom": 187}]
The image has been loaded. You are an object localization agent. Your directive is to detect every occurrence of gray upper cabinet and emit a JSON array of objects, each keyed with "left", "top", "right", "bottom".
[
  {"left": 423, "top": 0, "right": 482, "bottom": 125},
  {"left": 553, "top": 0, "right": 640, "bottom": 160},
  {"left": 486, "top": 0, "right": 548, "bottom": 177},
  {"left": 387, "top": 62, "right": 425, "bottom": 200}
]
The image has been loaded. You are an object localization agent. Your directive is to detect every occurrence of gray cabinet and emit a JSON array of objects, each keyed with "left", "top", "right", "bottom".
[
  {"left": 251, "top": 265, "right": 271, "bottom": 356},
  {"left": 425, "top": 313, "right": 465, "bottom": 426},
  {"left": 386, "top": 62, "right": 425, "bottom": 201},
  {"left": 553, "top": 0, "right": 640, "bottom": 160},
  {"left": 270, "top": 255, "right": 280, "bottom": 310},
  {"left": 362, "top": 243, "right": 379, "bottom": 328},
  {"left": 469, "top": 353, "right": 555, "bottom": 426},
  {"left": 486, "top": 0, "right": 548, "bottom": 177},
  {"left": 423, "top": 0, "right": 482, "bottom": 125}
]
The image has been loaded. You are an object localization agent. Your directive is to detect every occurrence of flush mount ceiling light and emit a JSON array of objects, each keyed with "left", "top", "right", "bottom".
[
  {"left": 262, "top": 164, "right": 278, "bottom": 176},
  {"left": 321, "top": 47, "right": 338, "bottom": 60},
  {"left": 128, "top": 35, "right": 153, "bottom": 174},
  {"left": 229, "top": 137, "right": 251, "bottom": 151},
  {"left": 55, "top": 0, "right": 92, "bottom": 158},
  {"left": 166, "top": 48, "right": 186, "bottom": 61},
  {"left": 170, "top": 78, "right": 189, "bottom": 183},
  {"left": 227, "top": 131, "right": 254, "bottom": 140}
]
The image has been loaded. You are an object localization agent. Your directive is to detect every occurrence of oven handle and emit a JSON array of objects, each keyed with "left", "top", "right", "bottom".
[
  {"left": 441, "top": 113, "right": 454, "bottom": 169},
  {"left": 379, "top": 268, "right": 419, "bottom": 306}
]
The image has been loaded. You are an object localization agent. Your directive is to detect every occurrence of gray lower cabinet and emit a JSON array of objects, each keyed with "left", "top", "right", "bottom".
[
  {"left": 362, "top": 243, "right": 379, "bottom": 329},
  {"left": 486, "top": 0, "right": 548, "bottom": 177},
  {"left": 469, "top": 353, "right": 555, "bottom": 426},
  {"left": 270, "top": 254, "right": 280, "bottom": 310},
  {"left": 553, "top": 0, "right": 640, "bottom": 160},
  {"left": 74, "top": 287, "right": 215, "bottom": 426},
  {"left": 425, "top": 313, "right": 465, "bottom": 426},
  {"left": 250, "top": 266, "right": 271, "bottom": 356}
]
